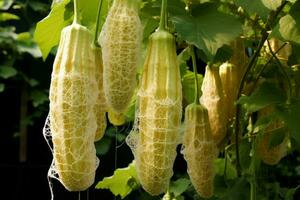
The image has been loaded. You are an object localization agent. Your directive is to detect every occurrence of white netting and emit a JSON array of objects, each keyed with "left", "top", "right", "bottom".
[
  {"left": 127, "top": 94, "right": 182, "bottom": 195},
  {"left": 181, "top": 104, "right": 218, "bottom": 198},
  {"left": 200, "top": 66, "right": 227, "bottom": 145},
  {"left": 99, "top": 0, "right": 142, "bottom": 113},
  {"left": 43, "top": 23, "right": 100, "bottom": 194}
]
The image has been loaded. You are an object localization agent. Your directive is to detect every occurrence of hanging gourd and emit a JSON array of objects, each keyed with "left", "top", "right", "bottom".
[
  {"left": 126, "top": 0, "right": 182, "bottom": 195},
  {"left": 99, "top": 0, "right": 142, "bottom": 113}
]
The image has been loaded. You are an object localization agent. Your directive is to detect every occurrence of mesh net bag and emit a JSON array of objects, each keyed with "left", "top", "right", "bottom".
[
  {"left": 181, "top": 103, "right": 218, "bottom": 198},
  {"left": 126, "top": 30, "right": 182, "bottom": 196},
  {"left": 200, "top": 66, "right": 227, "bottom": 145},
  {"left": 43, "top": 23, "right": 99, "bottom": 192},
  {"left": 99, "top": 0, "right": 142, "bottom": 113}
]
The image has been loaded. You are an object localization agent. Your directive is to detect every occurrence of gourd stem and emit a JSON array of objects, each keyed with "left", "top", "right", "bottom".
[
  {"left": 73, "top": 0, "right": 80, "bottom": 24},
  {"left": 190, "top": 45, "right": 200, "bottom": 104},
  {"left": 159, "top": 0, "right": 167, "bottom": 31},
  {"left": 94, "top": 0, "right": 103, "bottom": 46}
]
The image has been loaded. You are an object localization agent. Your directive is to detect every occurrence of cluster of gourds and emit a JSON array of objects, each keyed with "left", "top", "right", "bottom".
[{"left": 44, "top": 0, "right": 290, "bottom": 198}]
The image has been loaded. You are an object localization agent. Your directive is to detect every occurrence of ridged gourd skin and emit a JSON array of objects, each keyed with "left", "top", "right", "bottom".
[
  {"left": 219, "top": 62, "right": 239, "bottom": 121},
  {"left": 49, "top": 23, "right": 98, "bottom": 191},
  {"left": 200, "top": 66, "right": 226, "bottom": 145},
  {"left": 257, "top": 107, "right": 288, "bottom": 165},
  {"left": 99, "top": 0, "right": 142, "bottom": 113},
  {"left": 230, "top": 37, "right": 248, "bottom": 77},
  {"left": 182, "top": 103, "right": 218, "bottom": 198},
  {"left": 127, "top": 30, "right": 182, "bottom": 196},
  {"left": 93, "top": 46, "right": 107, "bottom": 141}
]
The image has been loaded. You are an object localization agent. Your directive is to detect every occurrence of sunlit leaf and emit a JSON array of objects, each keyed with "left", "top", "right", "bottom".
[
  {"left": 171, "top": 3, "right": 242, "bottom": 61},
  {"left": 169, "top": 178, "right": 191, "bottom": 197},
  {"left": 95, "top": 161, "right": 139, "bottom": 199},
  {"left": 34, "top": 0, "right": 72, "bottom": 60},
  {"left": 0, "top": 12, "right": 19, "bottom": 21}
]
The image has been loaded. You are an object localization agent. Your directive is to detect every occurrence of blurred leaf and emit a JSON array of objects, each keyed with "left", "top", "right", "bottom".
[
  {"left": 169, "top": 178, "right": 191, "bottom": 197},
  {"left": 237, "top": 81, "right": 286, "bottom": 113},
  {"left": 182, "top": 70, "right": 203, "bottom": 104},
  {"left": 0, "top": 83, "right": 5, "bottom": 92},
  {"left": 17, "top": 32, "right": 31, "bottom": 41},
  {"left": 214, "top": 158, "right": 237, "bottom": 180},
  {"left": 222, "top": 178, "right": 250, "bottom": 199},
  {"left": 17, "top": 42, "right": 42, "bottom": 58},
  {"left": 272, "top": 1, "right": 300, "bottom": 44},
  {"left": 95, "top": 161, "right": 139, "bottom": 199},
  {"left": 233, "top": 0, "right": 270, "bottom": 20},
  {"left": 171, "top": 3, "right": 242, "bottom": 61},
  {"left": 239, "top": 140, "right": 252, "bottom": 170},
  {"left": 261, "top": 0, "right": 283, "bottom": 10},
  {"left": 0, "top": 66, "right": 17, "bottom": 79},
  {"left": 276, "top": 100, "right": 300, "bottom": 145},
  {"left": 284, "top": 185, "right": 300, "bottom": 200},
  {"left": 28, "top": 1, "right": 49, "bottom": 12},
  {"left": 30, "top": 90, "right": 49, "bottom": 107},
  {"left": 34, "top": 0, "right": 72, "bottom": 60},
  {"left": 95, "top": 137, "right": 112, "bottom": 155},
  {"left": 0, "top": 12, "right": 19, "bottom": 21},
  {"left": 268, "top": 127, "right": 287, "bottom": 149},
  {"left": 0, "top": 0, "right": 13, "bottom": 10}
]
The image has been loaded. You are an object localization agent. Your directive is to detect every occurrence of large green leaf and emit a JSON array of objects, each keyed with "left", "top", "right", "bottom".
[
  {"left": 237, "top": 81, "right": 286, "bottom": 113},
  {"left": 171, "top": 3, "right": 242, "bottom": 61},
  {"left": 272, "top": 1, "right": 300, "bottom": 44},
  {"left": 169, "top": 178, "right": 191, "bottom": 197},
  {"left": 234, "top": 0, "right": 270, "bottom": 20},
  {"left": 34, "top": 0, "right": 72, "bottom": 60},
  {"left": 95, "top": 162, "right": 139, "bottom": 199}
]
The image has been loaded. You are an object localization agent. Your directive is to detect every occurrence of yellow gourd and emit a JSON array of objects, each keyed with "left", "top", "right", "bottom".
[
  {"left": 182, "top": 103, "right": 217, "bottom": 198},
  {"left": 200, "top": 65, "right": 226, "bottom": 145},
  {"left": 99, "top": 0, "right": 142, "bottom": 113},
  {"left": 126, "top": 29, "right": 182, "bottom": 195},
  {"left": 49, "top": 23, "right": 98, "bottom": 191},
  {"left": 257, "top": 107, "right": 288, "bottom": 165},
  {"left": 219, "top": 62, "right": 239, "bottom": 121},
  {"left": 93, "top": 46, "right": 107, "bottom": 141}
]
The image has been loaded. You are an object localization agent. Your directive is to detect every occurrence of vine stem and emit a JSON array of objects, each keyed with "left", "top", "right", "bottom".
[
  {"left": 266, "top": 39, "right": 292, "bottom": 104},
  {"left": 234, "top": 1, "right": 288, "bottom": 177},
  {"left": 159, "top": 0, "right": 168, "bottom": 31},
  {"left": 190, "top": 45, "right": 200, "bottom": 104},
  {"left": 73, "top": 0, "right": 80, "bottom": 24},
  {"left": 94, "top": 0, "right": 103, "bottom": 46}
]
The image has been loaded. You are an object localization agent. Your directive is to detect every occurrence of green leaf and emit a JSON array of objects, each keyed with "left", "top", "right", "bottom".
[
  {"left": 30, "top": 90, "right": 49, "bottom": 107},
  {"left": 0, "top": 12, "right": 19, "bottom": 21},
  {"left": 0, "top": 83, "right": 5, "bottom": 92},
  {"left": 0, "top": 66, "right": 17, "bottom": 79},
  {"left": 177, "top": 47, "right": 191, "bottom": 77},
  {"left": 34, "top": 0, "right": 72, "bottom": 60},
  {"left": 284, "top": 185, "right": 300, "bottom": 200},
  {"left": 237, "top": 81, "right": 286, "bottom": 113},
  {"left": 95, "top": 137, "right": 112, "bottom": 155},
  {"left": 276, "top": 100, "right": 300, "bottom": 145},
  {"left": 272, "top": 1, "right": 300, "bottom": 44},
  {"left": 182, "top": 70, "right": 203, "bottom": 104},
  {"left": 0, "top": 0, "right": 13, "bottom": 10},
  {"left": 95, "top": 161, "right": 139, "bottom": 199},
  {"left": 169, "top": 178, "right": 191, "bottom": 197},
  {"left": 261, "top": 0, "right": 283, "bottom": 10},
  {"left": 268, "top": 127, "right": 287, "bottom": 149},
  {"left": 214, "top": 158, "right": 237, "bottom": 180},
  {"left": 234, "top": 0, "right": 270, "bottom": 20},
  {"left": 171, "top": 3, "right": 242, "bottom": 61}
]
